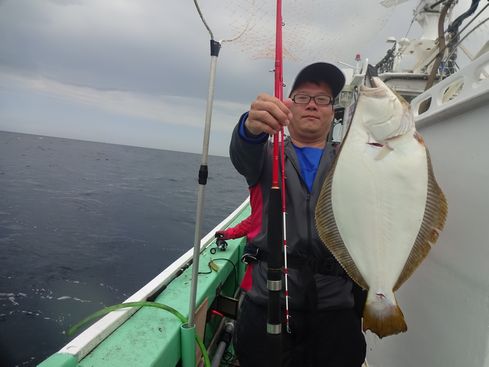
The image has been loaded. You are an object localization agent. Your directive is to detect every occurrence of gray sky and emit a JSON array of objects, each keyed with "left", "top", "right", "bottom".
[{"left": 0, "top": 0, "right": 424, "bottom": 156}]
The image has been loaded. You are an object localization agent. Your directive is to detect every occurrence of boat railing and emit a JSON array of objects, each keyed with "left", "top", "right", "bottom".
[
  {"left": 412, "top": 51, "right": 489, "bottom": 128},
  {"left": 55, "top": 197, "right": 250, "bottom": 362}
]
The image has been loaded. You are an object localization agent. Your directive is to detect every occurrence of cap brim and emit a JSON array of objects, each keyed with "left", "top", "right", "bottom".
[{"left": 290, "top": 62, "right": 346, "bottom": 98}]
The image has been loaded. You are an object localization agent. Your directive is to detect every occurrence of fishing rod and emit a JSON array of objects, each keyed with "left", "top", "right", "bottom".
[
  {"left": 280, "top": 126, "right": 291, "bottom": 336},
  {"left": 275, "top": 0, "right": 292, "bottom": 339},
  {"left": 267, "top": 0, "right": 285, "bottom": 365}
]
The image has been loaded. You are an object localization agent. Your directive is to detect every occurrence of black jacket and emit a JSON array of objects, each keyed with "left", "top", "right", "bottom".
[{"left": 230, "top": 116, "right": 355, "bottom": 311}]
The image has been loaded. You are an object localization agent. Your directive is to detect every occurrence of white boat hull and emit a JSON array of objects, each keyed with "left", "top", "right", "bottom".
[{"left": 365, "top": 52, "right": 489, "bottom": 367}]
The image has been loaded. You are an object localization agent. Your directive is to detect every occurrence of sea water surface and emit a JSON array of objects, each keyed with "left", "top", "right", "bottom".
[{"left": 0, "top": 131, "right": 248, "bottom": 366}]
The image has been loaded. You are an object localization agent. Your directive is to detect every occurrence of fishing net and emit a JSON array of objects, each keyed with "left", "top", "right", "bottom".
[
  {"left": 234, "top": 1, "right": 395, "bottom": 62},
  {"left": 194, "top": 0, "right": 397, "bottom": 70}
]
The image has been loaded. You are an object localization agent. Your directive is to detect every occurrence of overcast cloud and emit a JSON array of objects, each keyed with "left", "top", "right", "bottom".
[{"left": 0, "top": 0, "right": 426, "bottom": 155}]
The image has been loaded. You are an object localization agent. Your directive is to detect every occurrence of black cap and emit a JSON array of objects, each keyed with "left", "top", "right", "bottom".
[{"left": 289, "top": 62, "right": 346, "bottom": 98}]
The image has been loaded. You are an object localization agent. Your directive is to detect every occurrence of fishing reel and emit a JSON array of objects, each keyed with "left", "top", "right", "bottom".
[{"left": 211, "top": 233, "right": 228, "bottom": 254}]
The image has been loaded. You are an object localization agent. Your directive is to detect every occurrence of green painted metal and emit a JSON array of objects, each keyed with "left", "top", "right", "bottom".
[
  {"left": 180, "top": 323, "right": 196, "bottom": 367},
  {"left": 39, "top": 204, "right": 250, "bottom": 367},
  {"left": 37, "top": 353, "right": 78, "bottom": 367}
]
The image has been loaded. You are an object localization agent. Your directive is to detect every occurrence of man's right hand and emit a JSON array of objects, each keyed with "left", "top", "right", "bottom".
[{"left": 245, "top": 93, "right": 293, "bottom": 136}]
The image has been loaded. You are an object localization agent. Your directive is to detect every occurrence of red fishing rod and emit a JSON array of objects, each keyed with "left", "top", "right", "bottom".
[
  {"left": 267, "top": 0, "right": 286, "bottom": 366},
  {"left": 276, "top": 6, "right": 291, "bottom": 335},
  {"left": 280, "top": 121, "right": 291, "bottom": 335}
]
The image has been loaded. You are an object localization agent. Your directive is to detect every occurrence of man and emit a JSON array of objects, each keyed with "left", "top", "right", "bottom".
[{"left": 230, "top": 62, "right": 366, "bottom": 367}]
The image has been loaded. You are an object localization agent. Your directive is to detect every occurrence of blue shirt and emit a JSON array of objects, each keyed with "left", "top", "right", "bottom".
[
  {"left": 293, "top": 145, "right": 324, "bottom": 192},
  {"left": 238, "top": 112, "right": 324, "bottom": 192}
]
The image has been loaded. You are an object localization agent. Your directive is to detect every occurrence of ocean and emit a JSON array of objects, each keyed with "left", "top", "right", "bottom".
[{"left": 0, "top": 131, "right": 248, "bottom": 366}]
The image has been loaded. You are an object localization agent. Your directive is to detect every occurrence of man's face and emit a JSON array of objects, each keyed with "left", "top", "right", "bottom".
[{"left": 288, "top": 81, "right": 334, "bottom": 146}]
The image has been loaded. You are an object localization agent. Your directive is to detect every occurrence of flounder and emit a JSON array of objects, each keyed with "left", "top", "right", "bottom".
[{"left": 315, "top": 77, "right": 447, "bottom": 338}]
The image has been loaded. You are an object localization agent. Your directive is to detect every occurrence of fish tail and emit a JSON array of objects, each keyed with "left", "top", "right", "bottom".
[{"left": 362, "top": 292, "right": 407, "bottom": 338}]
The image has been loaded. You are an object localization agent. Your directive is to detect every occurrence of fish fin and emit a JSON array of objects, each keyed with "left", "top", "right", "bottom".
[
  {"left": 394, "top": 148, "right": 448, "bottom": 290},
  {"left": 315, "top": 166, "right": 369, "bottom": 290},
  {"left": 363, "top": 292, "right": 407, "bottom": 338},
  {"left": 413, "top": 131, "right": 425, "bottom": 145}
]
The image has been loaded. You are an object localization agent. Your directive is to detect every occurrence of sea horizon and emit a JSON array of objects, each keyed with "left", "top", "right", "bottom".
[{"left": 0, "top": 130, "right": 247, "bottom": 366}]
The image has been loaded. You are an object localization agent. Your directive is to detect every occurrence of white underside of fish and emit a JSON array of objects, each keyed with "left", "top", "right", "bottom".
[
  {"left": 315, "top": 78, "right": 447, "bottom": 338},
  {"left": 332, "top": 126, "right": 427, "bottom": 334}
]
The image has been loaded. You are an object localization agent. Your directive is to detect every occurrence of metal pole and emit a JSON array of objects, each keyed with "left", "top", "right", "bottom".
[{"left": 188, "top": 40, "right": 221, "bottom": 328}]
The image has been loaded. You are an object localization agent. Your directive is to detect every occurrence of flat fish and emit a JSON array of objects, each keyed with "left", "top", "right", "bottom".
[{"left": 315, "top": 77, "right": 447, "bottom": 338}]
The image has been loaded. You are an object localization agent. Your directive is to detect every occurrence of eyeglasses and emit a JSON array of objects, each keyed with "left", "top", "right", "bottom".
[{"left": 291, "top": 94, "right": 334, "bottom": 106}]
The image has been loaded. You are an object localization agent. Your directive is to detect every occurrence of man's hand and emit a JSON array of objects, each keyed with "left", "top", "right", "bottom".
[
  {"left": 215, "top": 230, "right": 227, "bottom": 240},
  {"left": 245, "top": 93, "right": 293, "bottom": 136}
]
